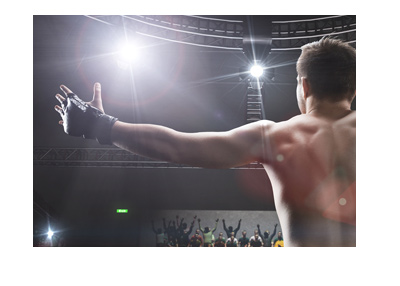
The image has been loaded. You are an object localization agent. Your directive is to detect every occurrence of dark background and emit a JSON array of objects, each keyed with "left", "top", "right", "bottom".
[{"left": 33, "top": 15, "right": 355, "bottom": 246}]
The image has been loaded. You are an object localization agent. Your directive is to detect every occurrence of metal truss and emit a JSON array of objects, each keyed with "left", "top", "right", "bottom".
[
  {"left": 84, "top": 15, "right": 355, "bottom": 51},
  {"left": 33, "top": 147, "right": 264, "bottom": 169},
  {"left": 88, "top": 15, "right": 244, "bottom": 50},
  {"left": 271, "top": 15, "right": 356, "bottom": 50},
  {"left": 246, "top": 87, "right": 264, "bottom": 123}
]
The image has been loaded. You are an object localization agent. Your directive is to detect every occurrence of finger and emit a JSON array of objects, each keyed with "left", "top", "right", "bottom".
[
  {"left": 60, "top": 84, "right": 73, "bottom": 96},
  {"left": 54, "top": 105, "right": 64, "bottom": 115},
  {"left": 59, "top": 120, "right": 64, "bottom": 125},
  {"left": 55, "top": 93, "right": 66, "bottom": 104}
]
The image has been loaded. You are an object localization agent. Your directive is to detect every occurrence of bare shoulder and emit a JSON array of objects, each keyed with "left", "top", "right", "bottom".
[
  {"left": 335, "top": 110, "right": 356, "bottom": 127},
  {"left": 284, "top": 110, "right": 356, "bottom": 129},
  {"left": 261, "top": 115, "right": 316, "bottom": 134}
]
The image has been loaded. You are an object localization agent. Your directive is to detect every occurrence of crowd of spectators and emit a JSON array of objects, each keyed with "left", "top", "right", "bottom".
[{"left": 151, "top": 215, "right": 283, "bottom": 247}]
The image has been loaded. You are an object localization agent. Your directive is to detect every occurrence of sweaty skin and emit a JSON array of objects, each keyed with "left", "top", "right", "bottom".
[{"left": 56, "top": 77, "right": 356, "bottom": 247}]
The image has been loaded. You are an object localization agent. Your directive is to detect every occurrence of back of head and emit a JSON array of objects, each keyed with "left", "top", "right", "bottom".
[{"left": 296, "top": 37, "right": 356, "bottom": 102}]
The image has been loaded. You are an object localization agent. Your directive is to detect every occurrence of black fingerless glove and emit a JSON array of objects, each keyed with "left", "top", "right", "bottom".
[{"left": 61, "top": 92, "right": 118, "bottom": 145}]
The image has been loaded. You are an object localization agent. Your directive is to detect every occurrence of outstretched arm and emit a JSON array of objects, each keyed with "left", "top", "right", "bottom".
[
  {"left": 187, "top": 216, "right": 196, "bottom": 236},
  {"left": 187, "top": 221, "right": 194, "bottom": 235},
  {"left": 54, "top": 83, "right": 273, "bottom": 169},
  {"left": 270, "top": 224, "right": 278, "bottom": 240},
  {"left": 212, "top": 219, "right": 219, "bottom": 232},
  {"left": 222, "top": 219, "right": 228, "bottom": 233},
  {"left": 234, "top": 219, "right": 242, "bottom": 234},
  {"left": 111, "top": 120, "right": 267, "bottom": 169},
  {"left": 257, "top": 224, "right": 265, "bottom": 244},
  {"left": 198, "top": 218, "right": 203, "bottom": 232}
]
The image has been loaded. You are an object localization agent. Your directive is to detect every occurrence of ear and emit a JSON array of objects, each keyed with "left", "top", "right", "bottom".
[{"left": 301, "top": 77, "right": 310, "bottom": 99}]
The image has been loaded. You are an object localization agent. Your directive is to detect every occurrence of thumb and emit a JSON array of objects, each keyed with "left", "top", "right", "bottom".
[
  {"left": 89, "top": 82, "right": 104, "bottom": 112},
  {"left": 93, "top": 82, "right": 102, "bottom": 102}
]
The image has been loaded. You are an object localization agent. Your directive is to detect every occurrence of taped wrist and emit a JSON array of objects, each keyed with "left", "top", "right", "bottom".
[
  {"left": 62, "top": 92, "right": 118, "bottom": 145},
  {"left": 92, "top": 112, "right": 118, "bottom": 145}
]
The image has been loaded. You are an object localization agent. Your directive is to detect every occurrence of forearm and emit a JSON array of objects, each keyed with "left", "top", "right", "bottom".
[
  {"left": 111, "top": 122, "right": 184, "bottom": 164},
  {"left": 236, "top": 220, "right": 241, "bottom": 231},
  {"left": 213, "top": 221, "right": 218, "bottom": 231},
  {"left": 271, "top": 226, "right": 277, "bottom": 238}
]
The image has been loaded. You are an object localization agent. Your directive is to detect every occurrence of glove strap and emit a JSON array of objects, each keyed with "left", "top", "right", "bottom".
[{"left": 95, "top": 114, "right": 118, "bottom": 145}]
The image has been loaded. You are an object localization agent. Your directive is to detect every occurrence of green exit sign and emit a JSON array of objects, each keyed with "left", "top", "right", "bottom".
[{"left": 116, "top": 209, "right": 128, "bottom": 213}]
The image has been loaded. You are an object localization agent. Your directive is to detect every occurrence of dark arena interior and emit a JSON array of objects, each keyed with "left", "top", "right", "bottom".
[{"left": 31, "top": 14, "right": 361, "bottom": 251}]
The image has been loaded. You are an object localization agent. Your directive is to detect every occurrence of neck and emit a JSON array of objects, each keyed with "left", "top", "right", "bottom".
[{"left": 305, "top": 96, "right": 353, "bottom": 119}]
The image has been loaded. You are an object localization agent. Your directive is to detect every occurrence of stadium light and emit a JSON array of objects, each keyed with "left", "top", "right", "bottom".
[
  {"left": 250, "top": 64, "right": 264, "bottom": 78},
  {"left": 118, "top": 43, "right": 138, "bottom": 62},
  {"left": 47, "top": 230, "right": 54, "bottom": 239}
]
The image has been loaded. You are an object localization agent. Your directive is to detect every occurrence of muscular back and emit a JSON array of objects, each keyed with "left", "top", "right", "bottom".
[{"left": 261, "top": 111, "right": 356, "bottom": 246}]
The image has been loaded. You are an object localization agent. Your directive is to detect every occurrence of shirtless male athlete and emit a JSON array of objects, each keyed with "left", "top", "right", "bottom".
[{"left": 54, "top": 38, "right": 356, "bottom": 247}]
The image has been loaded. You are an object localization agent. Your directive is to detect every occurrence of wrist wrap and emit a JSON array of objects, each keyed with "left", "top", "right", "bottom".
[{"left": 61, "top": 92, "right": 118, "bottom": 145}]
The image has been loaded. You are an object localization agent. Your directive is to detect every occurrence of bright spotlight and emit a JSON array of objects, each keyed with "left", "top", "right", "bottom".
[
  {"left": 47, "top": 230, "right": 54, "bottom": 239},
  {"left": 119, "top": 43, "right": 138, "bottom": 62},
  {"left": 250, "top": 65, "right": 264, "bottom": 78}
]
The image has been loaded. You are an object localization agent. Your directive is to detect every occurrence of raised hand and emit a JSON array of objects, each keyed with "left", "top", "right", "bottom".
[{"left": 54, "top": 83, "right": 117, "bottom": 145}]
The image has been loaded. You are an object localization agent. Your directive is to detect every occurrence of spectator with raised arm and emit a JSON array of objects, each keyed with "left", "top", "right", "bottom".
[{"left": 198, "top": 218, "right": 219, "bottom": 247}]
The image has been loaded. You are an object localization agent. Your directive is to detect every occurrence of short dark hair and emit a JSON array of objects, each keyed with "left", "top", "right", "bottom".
[{"left": 296, "top": 37, "right": 356, "bottom": 101}]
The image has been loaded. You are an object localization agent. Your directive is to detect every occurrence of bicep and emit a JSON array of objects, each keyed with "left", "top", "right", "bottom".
[{"left": 176, "top": 120, "right": 271, "bottom": 168}]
